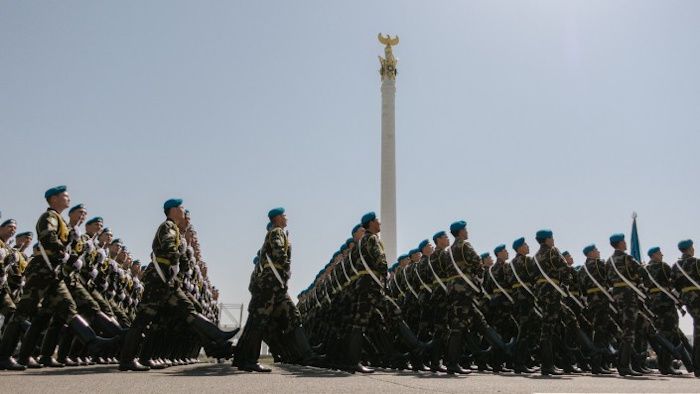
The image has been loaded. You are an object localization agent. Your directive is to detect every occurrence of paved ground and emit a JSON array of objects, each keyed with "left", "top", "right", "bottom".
[{"left": 1, "top": 362, "right": 699, "bottom": 393}]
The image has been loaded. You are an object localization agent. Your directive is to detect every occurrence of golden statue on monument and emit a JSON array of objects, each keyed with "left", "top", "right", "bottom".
[{"left": 378, "top": 33, "right": 399, "bottom": 80}]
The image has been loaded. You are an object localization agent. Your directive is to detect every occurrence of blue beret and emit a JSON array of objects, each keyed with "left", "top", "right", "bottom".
[
  {"left": 111, "top": 238, "right": 123, "bottom": 246},
  {"left": 15, "top": 231, "right": 32, "bottom": 238},
  {"left": 582, "top": 244, "right": 596, "bottom": 256},
  {"left": 164, "top": 198, "right": 183, "bottom": 211},
  {"left": 389, "top": 262, "right": 399, "bottom": 272},
  {"left": 398, "top": 254, "right": 410, "bottom": 261},
  {"left": 609, "top": 233, "right": 625, "bottom": 244},
  {"left": 361, "top": 212, "right": 377, "bottom": 226},
  {"left": 678, "top": 239, "right": 693, "bottom": 251},
  {"left": 253, "top": 256, "right": 259, "bottom": 265},
  {"left": 450, "top": 221, "right": 467, "bottom": 233},
  {"left": 562, "top": 251, "right": 571, "bottom": 257},
  {"left": 535, "top": 229, "right": 553, "bottom": 241},
  {"left": 418, "top": 239, "right": 430, "bottom": 251},
  {"left": 512, "top": 237, "right": 526, "bottom": 250},
  {"left": 101, "top": 227, "right": 112, "bottom": 234},
  {"left": 345, "top": 238, "right": 355, "bottom": 247},
  {"left": 86, "top": 216, "right": 103, "bottom": 225},
  {"left": 432, "top": 231, "right": 447, "bottom": 242},
  {"left": 351, "top": 224, "right": 362, "bottom": 235},
  {"left": 494, "top": 244, "right": 506, "bottom": 254},
  {"left": 44, "top": 185, "right": 67, "bottom": 199},
  {"left": 332, "top": 251, "right": 342, "bottom": 259},
  {"left": 409, "top": 248, "right": 420, "bottom": 255},
  {"left": 647, "top": 246, "right": 661, "bottom": 257},
  {"left": 266, "top": 222, "right": 273, "bottom": 231},
  {"left": 480, "top": 252, "right": 490, "bottom": 260},
  {"left": 1, "top": 219, "right": 16, "bottom": 227},
  {"left": 69, "top": 204, "right": 85, "bottom": 214},
  {"left": 267, "top": 207, "right": 285, "bottom": 220},
  {"left": 340, "top": 244, "right": 348, "bottom": 252}
]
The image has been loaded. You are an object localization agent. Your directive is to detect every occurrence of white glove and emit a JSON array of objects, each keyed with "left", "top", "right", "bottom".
[
  {"left": 170, "top": 264, "right": 180, "bottom": 277},
  {"left": 102, "top": 281, "right": 109, "bottom": 291},
  {"left": 62, "top": 253, "right": 70, "bottom": 264},
  {"left": 73, "top": 258, "right": 83, "bottom": 271},
  {"left": 90, "top": 267, "right": 98, "bottom": 279},
  {"left": 118, "top": 292, "right": 125, "bottom": 301}
]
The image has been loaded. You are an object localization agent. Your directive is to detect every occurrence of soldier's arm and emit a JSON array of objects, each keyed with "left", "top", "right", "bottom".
[
  {"left": 38, "top": 214, "right": 66, "bottom": 257},
  {"left": 156, "top": 222, "right": 180, "bottom": 263},
  {"left": 367, "top": 235, "right": 387, "bottom": 271},
  {"left": 269, "top": 228, "right": 288, "bottom": 264}
]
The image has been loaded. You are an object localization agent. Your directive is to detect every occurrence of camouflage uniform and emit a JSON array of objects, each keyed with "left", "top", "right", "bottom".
[
  {"left": 0, "top": 239, "right": 17, "bottom": 317},
  {"left": 607, "top": 249, "right": 643, "bottom": 374},
  {"left": 580, "top": 257, "right": 613, "bottom": 371},
  {"left": 507, "top": 253, "right": 539, "bottom": 369},
  {"left": 671, "top": 253, "right": 700, "bottom": 376}
]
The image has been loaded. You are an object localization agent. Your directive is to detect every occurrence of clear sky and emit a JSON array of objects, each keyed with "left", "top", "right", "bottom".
[{"left": 2, "top": 1, "right": 698, "bottom": 332}]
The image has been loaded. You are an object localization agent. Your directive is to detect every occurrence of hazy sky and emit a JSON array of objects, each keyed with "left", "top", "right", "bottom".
[{"left": 2, "top": 1, "right": 698, "bottom": 332}]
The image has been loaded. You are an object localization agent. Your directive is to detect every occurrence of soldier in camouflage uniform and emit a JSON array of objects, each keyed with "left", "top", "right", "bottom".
[
  {"left": 0, "top": 186, "right": 113, "bottom": 371},
  {"left": 0, "top": 219, "right": 18, "bottom": 324},
  {"left": 484, "top": 244, "right": 518, "bottom": 369},
  {"left": 671, "top": 239, "right": 700, "bottom": 378},
  {"left": 7, "top": 231, "right": 32, "bottom": 305},
  {"left": 234, "top": 207, "right": 315, "bottom": 372},
  {"left": 606, "top": 233, "right": 644, "bottom": 376},
  {"left": 642, "top": 246, "right": 693, "bottom": 375},
  {"left": 578, "top": 244, "right": 614, "bottom": 374},
  {"left": 425, "top": 230, "right": 451, "bottom": 372},
  {"left": 119, "top": 198, "right": 234, "bottom": 371},
  {"left": 506, "top": 237, "right": 538, "bottom": 374}
]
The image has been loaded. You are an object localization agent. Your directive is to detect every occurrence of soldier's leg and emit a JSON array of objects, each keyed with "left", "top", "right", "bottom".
[
  {"left": 616, "top": 290, "right": 640, "bottom": 376},
  {"left": 118, "top": 284, "right": 164, "bottom": 371}
]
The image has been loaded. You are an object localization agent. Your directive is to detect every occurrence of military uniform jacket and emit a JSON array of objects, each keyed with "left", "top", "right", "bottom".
[
  {"left": 533, "top": 245, "right": 568, "bottom": 291},
  {"left": 508, "top": 254, "right": 536, "bottom": 291},
  {"left": 357, "top": 232, "right": 387, "bottom": 285},
  {"left": 145, "top": 219, "right": 183, "bottom": 287},
  {"left": 580, "top": 258, "right": 609, "bottom": 301},
  {"left": 258, "top": 226, "right": 292, "bottom": 286},
  {"left": 25, "top": 208, "right": 70, "bottom": 282},
  {"left": 672, "top": 254, "right": 700, "bottom": 299},
  {"left": 606, "top": 250, "right": 643, "bottom": 294},
  {"left": 0, "top": 239, "right": 13, "bottom": 292},
  {"left": 643, "top": 260, "right": 676, "bottom": 306},
  {"left": 484, "top": 259, "right": 509, "bottom": 296}
]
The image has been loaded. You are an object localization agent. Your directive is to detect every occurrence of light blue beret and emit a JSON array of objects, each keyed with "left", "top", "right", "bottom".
[
  {"left": 512, "top": 237, "right": 526, "bottom": 250},
  {"left": 267, "top": 207, "right": 285, "bottom": 220},
  {"left": 609, "top": 233, "right": 625, "bottom": 244},
  {"left": 69, "top": 204, "right": 85, "bottom": 214},
  {"left": 480, "top": 252, "right": 490, "bottom": 260},
  {"left": 164, "top": 198, "right": 183, "bottom": 211},
  {"left": 1, "top": 219, "right": 16, "bottom": 227},
  {"left": 582, "top": 244, "right": 596, "bottom": 256},
  {"left": 450, "top": 221, "right": 467, "bottom": 233},
  {"left": 678, "top": 239, "right": 693, "bottom": 251},
  {"left": 494, "top": 244, "right": 506, "bottom": 254},
  {"left": 86, "top": 217, "right": 103, "bottom": 225},
  {"left": 647, "top": 246, "right": 661, "bottom": 257},
  {"left": 352, "top": 224, "right": 362, "bottom": 235},
  {"left": 361, "top": 212, "right": 377, "bottom": 226},
  {"left": 418, "top": 239, "right": 430, "bottom": 251},
  {"left": 536, "top": 229, "right": 553, "bottom": 241},
  {"left": 433, "top": 231, "right": 447, "bottom": 242},
  {"left": 44, "top": 185, "right": 67, "bottom": 199}
]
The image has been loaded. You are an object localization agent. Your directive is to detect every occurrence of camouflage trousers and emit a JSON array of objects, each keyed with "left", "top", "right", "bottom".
[
  {"left": 485, "top": 293, "right": 517, "bottom": 341},
  {"left": 132, "top": 281, "right": 197, "bottom": 329},
  {"left": 67, "top": 280, "right": 101, "bottom": 319},
  {"left": 649, "top": 294, "right": 679, "bottom": 341},
  {"left": 536, "top": 284, "right": 563, "bottom": 343},
  {"left": 351, "top": 276, "right": 401, "bottom": 332},
  {"left": 586, "top": 296, "right": 612, "bottom": 347},
  {"left": 247, "top": 279, "right": 300, "bottom": 335},
  {"left": 90, "top": 287, "right": 115, "bottom": 318},
  {"left": 447, "top": 281, "right": 487, "bottom": 334},
  {"left": 15, "top": 277, "right": 77, "bottom": 324},
  {"left": 681, "top": 289, "right": 700, "bottom": 340},
  {"left": 612, "top": 288, "right": 639, "bottom": 344}
]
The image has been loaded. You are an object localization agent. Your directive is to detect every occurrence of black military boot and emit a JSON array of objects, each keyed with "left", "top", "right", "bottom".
[
  {"left": 658, "top": 351, "right": 682, "bottom": 375},
  {"left": 540, "top": 341, "right": 563, "bottom": 376},
  {"left": 118, "top": 325, "right": 150, "bottom": 371},
  {"left": 693, "top": 335, "right": 700, "bottom": 378},
  {"left": 93, "top": 312, "right": 127, "bottom": 338},
  {"left": 513, "top": 336, "right": 535, "bottom": 374},
  {"left": 69, "top": 315, "right": 118, "bottom": 356},
  {"left": 138, "top": 332, "right": 166, "bottom": 370},
  {"left": 17, "top": 313, "right": 51, "bottom": 369},
  {"left": 56, "top": 330, "right": 79, "bottom": 367},
  {"left": 291, "top": 326, "right": 323, "bottom": 366},
  {"left": 429, "top": 331, "right": 447, "bottom": 373},
  {"left": 234, "top": 327, "right": 271, "bottom": 373},
  {"left": 617, "top": 342, "right": 642, "bottom": 377},
  {"left": 0, "top": 318, "right": 27, "bottom": 371},
  {"left": 480, "top": 325, "right": 513, "bottom": 358},
  {"left": 189, "top": 313, "right": 238, "bottom": 344},
  {"left": 591, "top": 352, "right": 612, "bottom": 375},
  {"left": 445, "top": 331, "right": 471, "bottom": 375},
  {"left": 340, "top": 328, "right": 374, "bottom": 374},
  {"left": 38, "top": 322, "right": 65, "bottom": 368}
]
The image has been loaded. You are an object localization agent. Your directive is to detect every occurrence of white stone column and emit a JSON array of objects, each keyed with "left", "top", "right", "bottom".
[{"left": 380, "top": 78, "right": 397, "bottom": 264}]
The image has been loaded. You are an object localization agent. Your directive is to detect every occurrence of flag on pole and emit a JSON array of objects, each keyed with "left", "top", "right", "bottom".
[{"left": 630, "top": 212, "right": 642, "bottom": 262}]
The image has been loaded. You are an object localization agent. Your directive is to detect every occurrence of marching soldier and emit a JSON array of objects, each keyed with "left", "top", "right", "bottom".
[
  {"left": 672, "top": 239, "right": 700, "bottom": 378},
  {"left": 507, "top": 237, "right": 538, "bottom": 374}
]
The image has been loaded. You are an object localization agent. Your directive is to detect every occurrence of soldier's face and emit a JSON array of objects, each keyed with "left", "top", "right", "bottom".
[
  {"left": 497, "top": 250, "right": 508, "bottom": 261},
  {"left": 651, "top": 251, "right": 662, "bottom": 262},
  {"left": 86, "top": 222, "right": 103, "bottom": 235},
  {"left": 422, "top": 245, "right": 434, "bottom": 256},
  {"left": 70, "top": 208, "right": 87, "bottom": 225},
  {"left": 16, "top": 235, "right": 31, "bottom": 249},
  {"left": 0, "top": 223, "right": 16, "bottom": 240},
  {"left": 591, "top": 249, "right": 600, "bottom": 259},
  {"left": 50, "top": 192, "right": 71, "bottom": 211},
  {"left": 353, "top": 228, "right": 365, "bottom": 241},
  {"left": 517, "top": 244, "right": 530, "bottom": 255},
  {"left": 437, "top": 235, "right": 449, "bottom": 248},
  {"left": 545, "top": 238, "right": 554, "bottom": 247},
  {"left": 483, "top": 257, "right": 493, "bottom": 267},
  {"left": 370, "top": 219, "right": 381, "bottom": 233},
  {"left": 688, "top": 246, "right": 695, "bottom": 256}
]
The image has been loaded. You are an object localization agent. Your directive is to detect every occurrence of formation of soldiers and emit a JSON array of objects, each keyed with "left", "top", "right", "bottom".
[
  {"left": 294, "top": 212, "right": 700, "bottom": 377},
  {"left": 3, "top": 190, "right": 699, "bottom": 379},
  {"left": 0, "top": 186, "right": 227, "bottom": 371}
]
